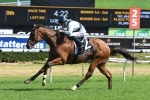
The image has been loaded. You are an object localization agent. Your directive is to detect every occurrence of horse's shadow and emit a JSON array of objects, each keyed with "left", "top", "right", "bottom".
[{"left": 2, "top": 88, "right": 70, "bottom": 91}]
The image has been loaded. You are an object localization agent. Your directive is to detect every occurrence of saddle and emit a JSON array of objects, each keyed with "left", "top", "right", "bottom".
[{"left": 73, "top": 37, "right": 94, "bottom": 55}]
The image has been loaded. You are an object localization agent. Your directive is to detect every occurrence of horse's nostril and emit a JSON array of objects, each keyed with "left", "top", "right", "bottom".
[{"left": 26, "top": 45, "right": 29, "bottom": 49}]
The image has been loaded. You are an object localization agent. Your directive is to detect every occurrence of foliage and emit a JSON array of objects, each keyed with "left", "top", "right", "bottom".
[
  {"left": 0, "top": 52, "right": 150, "bottom": 62},
  {"left": 0, "top": 52, "right": 48, "bottom": 62},
  {"left": 1, "top": 0, "right": 150, "bottom": 9},
  {"left": 95, "top": 0, "right": 150, "bottom": 9},
  {"left": 0, "top": 0, "right": 28, "bottom": 3}
]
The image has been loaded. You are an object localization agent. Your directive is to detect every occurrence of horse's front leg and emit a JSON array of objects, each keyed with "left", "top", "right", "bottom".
[
  {"left": 42, "top": 57, "right": 63, "bottom": 86},
  {"left": 24, "top": 62, "right": 48, "bottom": 84},
  {"left": 42, "top": 65, "right": 50, "bottom": 86}
]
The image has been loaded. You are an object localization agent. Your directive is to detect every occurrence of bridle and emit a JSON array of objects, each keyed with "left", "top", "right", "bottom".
[
  {"left": 35, "top": 28, "right": 57, "bottom": 40},
  {"left": 29, "top": 28, "right": 57, "bottom": 46}
]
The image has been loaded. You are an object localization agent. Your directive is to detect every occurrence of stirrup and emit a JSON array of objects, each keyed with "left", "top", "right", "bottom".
[
  {"left": 78, "top": 43, "right": 84, "bottom": 48},
  {"left": 80, "top": 44, "right": 84, "bottom": 48}
]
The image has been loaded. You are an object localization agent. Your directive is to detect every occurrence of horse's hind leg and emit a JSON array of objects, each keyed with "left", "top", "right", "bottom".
[
  {"left": 24, "top": 62, "right": 48, "bottom": 84},
  {"left": 71, "top": 60, "right": 97, "bottom": 90},
  {"left": 97, "top": 64, "right": 112, "bottom": 89}
]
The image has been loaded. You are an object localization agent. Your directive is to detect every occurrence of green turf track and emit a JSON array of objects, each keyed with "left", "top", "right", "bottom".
[
  {"left": 95, "top": 0, "right": 150, "bottom": 9},
  {"left": 0, "top": 0, "right": 27, "bottom": 3},
  {"left": 1, "top": 0, "right": 150, "bottom": 9}
]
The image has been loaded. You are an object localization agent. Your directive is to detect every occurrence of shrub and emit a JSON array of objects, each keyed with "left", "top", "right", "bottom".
[{"left": 0, "top": 52, "right": 48, "bottom": 62}]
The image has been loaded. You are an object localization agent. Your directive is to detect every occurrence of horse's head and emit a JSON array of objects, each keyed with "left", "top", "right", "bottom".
[
  {"left": 26, "top": 24, "right": 45, "bottom": 49},
  {"left": 26, "top": 24, "right": 68, "bottom": 49}
]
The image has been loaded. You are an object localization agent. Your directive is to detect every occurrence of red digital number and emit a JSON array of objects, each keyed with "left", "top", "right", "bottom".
[{"left": 129, "top": 7, "right": 140, "bottom": 29}]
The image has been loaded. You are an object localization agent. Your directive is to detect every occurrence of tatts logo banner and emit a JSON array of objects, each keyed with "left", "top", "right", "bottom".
[{"left": 0, "top": 37, "right": 46, "bottom": 49}]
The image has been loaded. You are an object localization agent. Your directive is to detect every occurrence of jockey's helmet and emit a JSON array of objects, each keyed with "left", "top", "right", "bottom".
[{"left": 58, "top": 16, "right": 68, "bottom": 25}]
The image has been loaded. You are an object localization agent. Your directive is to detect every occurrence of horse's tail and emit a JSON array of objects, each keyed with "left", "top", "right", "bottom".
[{"left": 109, "top": 46, "right": 137, "bottom": 62}]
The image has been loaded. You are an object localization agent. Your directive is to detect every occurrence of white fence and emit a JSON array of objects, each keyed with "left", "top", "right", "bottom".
[
  {"left": 0, "top": 48, "right": 49, "bottom": 52},
  {"left": 109, "top": 57, "right": 150, "bottom": 63}
]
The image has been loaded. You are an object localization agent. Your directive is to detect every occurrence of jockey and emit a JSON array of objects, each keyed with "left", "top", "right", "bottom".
[{"left": 57, "top": 16, "right": 86, "bottom": 48}]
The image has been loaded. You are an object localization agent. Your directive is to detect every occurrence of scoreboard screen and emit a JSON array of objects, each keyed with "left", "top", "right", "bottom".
[{"left": 0, "top": 6, "right": 150, "bottom": 28}]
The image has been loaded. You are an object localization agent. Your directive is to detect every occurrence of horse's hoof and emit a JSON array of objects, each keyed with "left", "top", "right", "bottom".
[
  {"left": 24, "top": 79, "right": 30, "bottom": 84},
  {"left": 71, "top": 86, "right": 77, "bottom": 91},
  {"left": 71, "top": 87, "right": 76, "bottom": 91},
  {"left": 42, "top": 82, "right": 46, "bottom": 86}
]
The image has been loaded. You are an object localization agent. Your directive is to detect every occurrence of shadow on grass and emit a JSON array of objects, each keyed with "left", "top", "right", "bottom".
[{"left": 2, "top": 88, "right": 71, "bottom": 91}]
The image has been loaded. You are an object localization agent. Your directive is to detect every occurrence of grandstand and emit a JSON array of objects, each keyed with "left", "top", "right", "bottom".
[{"left": 0, "top": 0, "right": 30, "bottom": 6}]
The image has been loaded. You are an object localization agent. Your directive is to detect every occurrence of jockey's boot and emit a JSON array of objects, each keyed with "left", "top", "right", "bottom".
[{"left": 70, "top": 36, "right": 84, "bottom": 48}]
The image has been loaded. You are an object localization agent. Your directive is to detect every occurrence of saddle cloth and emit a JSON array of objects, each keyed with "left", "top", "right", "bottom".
[{"left": 73, "top": 37, "right": 94, "bottom": 55}]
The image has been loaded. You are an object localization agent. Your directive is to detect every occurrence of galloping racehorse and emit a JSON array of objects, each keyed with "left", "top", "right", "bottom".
[{"left": 25, "top": 24, "right": 136, "bottom": 90}]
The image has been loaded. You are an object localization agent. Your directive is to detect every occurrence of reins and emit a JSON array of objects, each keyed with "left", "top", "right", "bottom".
[
  {"left": 46, "top": 33, "right": 56, "bottom": 39},
  {"left": 37, "top": 28, "right": 57, "bottom": 40}
]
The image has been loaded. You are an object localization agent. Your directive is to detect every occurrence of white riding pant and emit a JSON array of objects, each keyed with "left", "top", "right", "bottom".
[{"left": 70, "top": 28, "right": 86, "bottom": 37}]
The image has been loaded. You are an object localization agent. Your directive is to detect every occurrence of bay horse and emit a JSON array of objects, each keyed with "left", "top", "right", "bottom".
[{"left": 25, "top": 24, "right": 136, "bottom": 90}]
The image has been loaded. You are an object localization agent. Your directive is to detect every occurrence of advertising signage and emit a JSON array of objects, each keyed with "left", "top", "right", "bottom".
[
  {"left": 0, "top": 37, "right": 46, "bottom": 49},
  {"left": 109, "top": 28, "right": 150, "bottom": 36},
  {"left": 100, "top": 37, "right": 150, "bottom": 49}
]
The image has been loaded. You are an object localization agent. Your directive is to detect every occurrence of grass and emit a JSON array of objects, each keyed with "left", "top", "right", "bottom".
[
  {"left": 0, "top": 76, "right": 150, "bottom": 100},
  {"left": 95, "top": 0, "right": 150, "bottom": 9},
  {"left": 0, "top": 0, "right": 28, "bottom": 3},
  {"left": 1, "top": 0, "right": 150, "bottom": 9},
  {"left": 0, "top": 62, "right": 150, "bottom": 100},
  {"left": 0, "top": 0, "right": 150, "bottom": 98}
]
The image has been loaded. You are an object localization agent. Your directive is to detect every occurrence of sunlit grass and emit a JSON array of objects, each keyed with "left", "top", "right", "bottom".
[
  {"left": 0, "top": 62, "right": 150, "bottom": 100},
  {"left": 0, "top": 0, "right": 28, "bottom": 3},
  {"left": 0, "top": 75, "right": 150, "bottom": 100},
  {"left": 95, "top": 0, "right": 150, "bottom": 9}
]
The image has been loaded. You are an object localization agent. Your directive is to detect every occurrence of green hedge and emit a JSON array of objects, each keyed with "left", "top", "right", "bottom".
[
  {"left": 0, "top": 52, "right": 48, "bottom": 62},
  {"left": 0, "top": 52, "right": 149, "bottom": 63}
]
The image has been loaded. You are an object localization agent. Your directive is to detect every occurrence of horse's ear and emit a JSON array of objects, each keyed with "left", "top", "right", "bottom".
[{"left": 34, "top": 24, "right": 36, "bottom": 27}]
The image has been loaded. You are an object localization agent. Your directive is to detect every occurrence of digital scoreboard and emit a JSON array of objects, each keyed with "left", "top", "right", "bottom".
[{"left": 0, "top": 6, "right": 150, "bottom": 28}]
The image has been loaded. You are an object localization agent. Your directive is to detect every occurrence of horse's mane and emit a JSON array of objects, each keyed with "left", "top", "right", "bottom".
[
  {"left": 34, "top": 24, "right": 54, "bottom": 30},
  {"left": 34, "top": 24, "right": 44, "bottom": 29}
]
